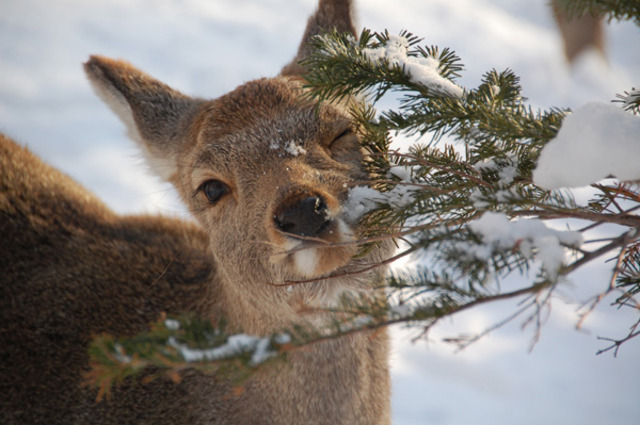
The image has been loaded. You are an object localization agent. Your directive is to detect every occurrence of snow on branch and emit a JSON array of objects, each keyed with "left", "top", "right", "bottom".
[
  {"left": 534, "top": 102, "right": 640, "bottom": 190},
  {"left": 303, "top": 29, "right": 464, "bottom": 103},
  {"left": 86, "top": 315, "right": 292, "bottom": 401},
  {"left": 457, "top": 212, "right": 583, "bottom": 278},
  {"left": 615, "top": 88, "right": 640, "bottom": 114},
  {"left": 361, "top": 34, "right": 464, "bottom": 98}
]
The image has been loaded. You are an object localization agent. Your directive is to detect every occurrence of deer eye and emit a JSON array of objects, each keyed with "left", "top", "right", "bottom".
[
  {"left": 199, "top": 180, "right": 230, "bottom": 204},
  {"left": 330, "top": 129, "right": 353, "bottom": 147},
  {"left": 327, "top": 128, "right": 361, "bottom": 163}
]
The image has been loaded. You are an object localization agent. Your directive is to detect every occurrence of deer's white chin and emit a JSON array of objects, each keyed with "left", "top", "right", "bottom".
[
  {"left": 271, "top": 219, "right": 358, "bottom": 279},
  {"left": 291, "top": 246, "right": 319, "bottom": 278}
]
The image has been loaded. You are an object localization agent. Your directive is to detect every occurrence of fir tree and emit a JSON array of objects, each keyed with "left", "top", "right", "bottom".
[{"left": 88, "top": 1, "right": 640, "bottom": 393}]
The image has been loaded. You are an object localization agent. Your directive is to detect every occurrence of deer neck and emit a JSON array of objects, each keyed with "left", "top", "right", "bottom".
[{"left": 214, "top": 261, "right": 365, "bottom": 337}]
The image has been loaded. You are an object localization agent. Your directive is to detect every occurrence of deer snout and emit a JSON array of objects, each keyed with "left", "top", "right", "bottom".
[
  {"left": 274, "top": 195, "right": 330, "bottom": 238},
  {"left": 269, "top": 191, "right": 357, "bottom": 278}
]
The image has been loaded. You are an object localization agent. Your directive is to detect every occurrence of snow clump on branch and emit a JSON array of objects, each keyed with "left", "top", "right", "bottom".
[
  {"left": 534, "top": 102, "right": 640, "bottom": 190},
  {"left": 458, "top": 212, "right": 583, "bottom": 278},
  {"left": 362, "top": 34, "right": 464, "bottom": 98}
]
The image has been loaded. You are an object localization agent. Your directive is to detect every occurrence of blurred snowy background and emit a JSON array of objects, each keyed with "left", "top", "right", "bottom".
[{"left": 1, "top": 0, "right": 639, "bottom": 424}]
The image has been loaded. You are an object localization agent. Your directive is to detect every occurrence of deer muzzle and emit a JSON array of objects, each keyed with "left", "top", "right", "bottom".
[{"left": 273, "top": 194, "right": 330, "bottom": 238}]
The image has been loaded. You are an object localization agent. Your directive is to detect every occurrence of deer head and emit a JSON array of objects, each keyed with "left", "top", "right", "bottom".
[
  {"left": 84, "top": 0, "right": 390, "bottom": 334},
  {"left": 2, "top": 2, "right": 393, "bottom": 424}
]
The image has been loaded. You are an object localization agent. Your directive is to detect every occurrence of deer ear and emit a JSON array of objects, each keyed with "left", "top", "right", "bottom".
[
  {"left": 84, "top": 55, "right": 202, "bottom": 181},
  {"left": 281, "top": 0, "right": 357, "bottom": 76}
]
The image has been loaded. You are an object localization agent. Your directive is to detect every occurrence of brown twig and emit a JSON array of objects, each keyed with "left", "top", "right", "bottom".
[
  {"left": 576, "top": 244, "right": 627, "bottom": 330},
  {"left": 596, "top": 327, "right": 640, "bottom": 357},
  {"left": 526, "top": 205, "right": 640, "bottom": 229},
  {"left": 563, "top": 228, "right": 640, "bottom": 275}
]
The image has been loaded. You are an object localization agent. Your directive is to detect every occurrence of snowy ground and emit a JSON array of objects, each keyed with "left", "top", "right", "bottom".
[{"left": 2, "top": 1, "right": 639, "bottom": 424}]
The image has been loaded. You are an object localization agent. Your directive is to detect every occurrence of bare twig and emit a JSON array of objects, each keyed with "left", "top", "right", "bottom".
[
  {"left": 563, "top": 229, "right": 640, "bottom": 275},
  {"left": 596, "top": 328, "right": 640, "bottom": 357},
  {"left": 529, "top": 205, "right": 640, "bottom": 229},
  {"left": 576, "top": 245, "right": 627, "bottom": 330}
]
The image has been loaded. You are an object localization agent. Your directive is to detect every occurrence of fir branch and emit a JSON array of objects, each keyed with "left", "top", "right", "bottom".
[
  {"left": 302, "top": 26, "right": 640, "bottom": 354},
  {"left": 302, "top": 29, "right": 464, "bottom": 104},
  {"left": 86, "top": 315, "right": 292, "bottom": 401},
  {"left": 596, "top": 320, "right": 640, "bottom": 357},
  {"left": 87, "top": 277, "right": 559, "bottom": 397},
  {"left": 613, "top": 88, "right": 640, "bottom": 114}
]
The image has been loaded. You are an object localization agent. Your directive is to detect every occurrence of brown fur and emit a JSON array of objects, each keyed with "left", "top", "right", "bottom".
[
  {"left": 1, "top": 1, "right": 391, "bottom": 424},
  {"left": 551, "top": 0, "right": 605, "bottom": 63}
]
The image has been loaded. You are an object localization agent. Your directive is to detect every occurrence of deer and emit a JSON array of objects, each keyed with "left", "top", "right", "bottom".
[
  {"left": 551, "top": 0, "right": 605, "bottom": 63},
  {"left": 0, "top": 0, "right": 393, "bottom": 423}
]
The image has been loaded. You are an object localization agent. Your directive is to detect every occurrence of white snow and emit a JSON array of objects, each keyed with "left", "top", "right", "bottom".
[
  {"left": 534, "top": 102, "right": 640, "bottom": 189},
  {"left": 343, "top": 186, "right": 382, "bottom": 222},
  {"left": 343, "top": 162, "right": 423, "bottom": 222},
  {"left": 164, "top": 319, "right": 181, "bottom": 331},
  {"left": 389, "top": 164, "right": 419, "bottom": 181},
  {"left": 363, "top": 34, "right": 464, "bottom": 98},
  {"left": 461, "top": 212, "right": 583, "bottom": 277},
  {"left": 168, "top": 333, "right": 289, "bottom": 366},
  {"left": 343, "top": 181, "right": 419, "bottom": 223},
  {"left": 113, "top": 343, "right": 133, "bottom": 364},
  {"left": 389, "top": 302, "right": 413, "bottom": 319},
  {"left": 474, "top": 155, "right": 519, "bottom": 186},
  {"left": 284, "top": 140, "right": 307, "bottom": 156},
  {"left": 269, "top": 140, "right": 307, "bottom": 156}
]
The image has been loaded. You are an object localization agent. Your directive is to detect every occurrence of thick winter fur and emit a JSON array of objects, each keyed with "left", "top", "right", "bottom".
[
  {"left": 551, "top": 0, "right": 604, "bottom": 63},
  {"left": 0, "top": 1, "right": 391, "bottom": 424}
]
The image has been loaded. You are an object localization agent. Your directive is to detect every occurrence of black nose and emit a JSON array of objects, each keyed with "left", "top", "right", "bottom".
[{"left": 274, "top": 195, "right": 330, "bottom": 237}]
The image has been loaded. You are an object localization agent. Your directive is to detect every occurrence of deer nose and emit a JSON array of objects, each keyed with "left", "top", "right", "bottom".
[{"left": 274, "top": 195, "right": 330, "bottom": 237}]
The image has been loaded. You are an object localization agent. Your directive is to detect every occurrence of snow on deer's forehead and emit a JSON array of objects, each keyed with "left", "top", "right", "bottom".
[{"left": 269, "top": 139, "right": 307, "bottom": 157}]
